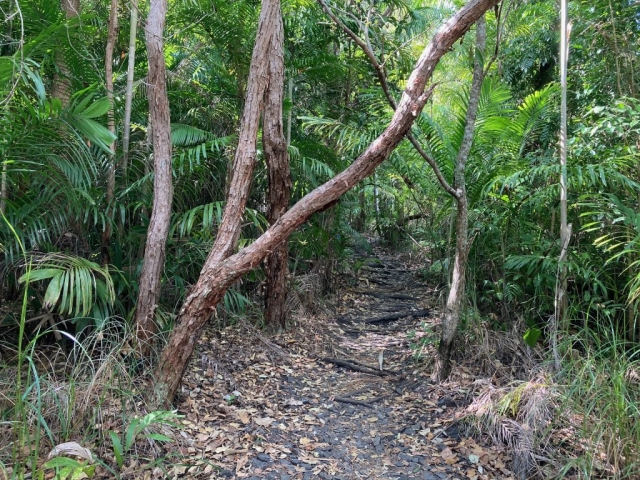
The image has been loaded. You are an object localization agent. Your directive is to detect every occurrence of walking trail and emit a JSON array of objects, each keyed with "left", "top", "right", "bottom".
[{"left": 174, "top": 244, "right": 515, "bottom": 479}]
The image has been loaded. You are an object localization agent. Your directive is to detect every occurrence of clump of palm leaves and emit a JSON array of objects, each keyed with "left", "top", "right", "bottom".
[
  {"left": 466, "top": 325, "right": 640, "bottom": 480},
  {"left": 465, "top": 373, "right": 557, "bottom": 479}
]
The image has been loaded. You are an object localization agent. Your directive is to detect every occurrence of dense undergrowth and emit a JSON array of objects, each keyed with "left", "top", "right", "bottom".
[{"left": 2, "top": 0, "right": 640, "bottom": 477}]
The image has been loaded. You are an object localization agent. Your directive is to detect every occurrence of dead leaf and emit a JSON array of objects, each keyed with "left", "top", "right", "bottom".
[
  {"left": 237, "top": 410, "right": 250, "bottom": 424},
  {"left": 255, "top": 416, "right": 274, "bottom": 427},
  {"left": 47, "top": 442, "right": 93, "bottom": 463}
]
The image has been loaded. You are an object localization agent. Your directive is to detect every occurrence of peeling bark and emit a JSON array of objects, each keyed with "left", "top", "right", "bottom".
[
  {"left": 135, "top": 0, "right": 173, "bottom": 355},
  {"left": 152, "top": 0, "right": 500, "bottom": 407},
  {"left": 263, "top": 10, "right": 291, "bottom": 327}
]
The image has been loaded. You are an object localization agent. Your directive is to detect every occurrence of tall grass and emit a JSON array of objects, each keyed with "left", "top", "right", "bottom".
[
  {"left": 464, "top": 309, "right": 640, "bottom": 479},
  {"left": 557, "top": 322, "right": 640, "bottom": 478},
  {"left": 1, "top": 214, "right": 179, "bottom": 478}
]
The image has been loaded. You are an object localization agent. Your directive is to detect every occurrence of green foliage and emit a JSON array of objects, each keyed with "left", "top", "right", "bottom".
[
  {"left": 109, "top": 411, "right": 180, "bottom": 470},
  {"left": 523, "top": 327, "right": 541, "bottom": 347},
  {"left": 2, "top": 0, "right": 640, "bottom": 474},
  {"left": 408, "top": 322, "right": 439, "bottom": 360},
  {"left": 557, "top": 326, "right": 640, "bottom": 478},
  {"left": 44, "top": 457, "right": 96, "bottom": 480},
  {"left": 18, "top": 253, "right": 115, "bottom": 324}
]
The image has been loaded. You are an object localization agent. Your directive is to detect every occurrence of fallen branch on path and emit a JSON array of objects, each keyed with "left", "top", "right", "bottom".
[
  {"left": 320, "top": 357, "right": 394, "bottom": 376},
  {"left": 354, "top": 290, "right": 418, "bottom": 301},
  {"left": 332, "top": 394, "right": 389, "bottom": 409},
  {"left": 363, "top": 309, "right": 430, "bottom": 324},
  {"left": 332, "top": 396, "right": 374, "bottom": 408}
]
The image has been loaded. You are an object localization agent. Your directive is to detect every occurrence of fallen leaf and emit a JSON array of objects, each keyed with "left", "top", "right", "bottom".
[
  {"left": 237, "top": 410, "right": 250, "bottom": 424},
  {"left": 255, "top": 417, "right": 274, "bottom": 427}
]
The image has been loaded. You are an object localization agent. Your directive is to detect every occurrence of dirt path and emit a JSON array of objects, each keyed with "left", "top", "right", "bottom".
[{"left": 176, "top": 246, "right": 512, "bottom": 479}]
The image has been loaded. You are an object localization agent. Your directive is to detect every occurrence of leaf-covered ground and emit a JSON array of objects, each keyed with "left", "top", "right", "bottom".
[{"left": 171, "top": 246, "right": 517, "bottom": 479}]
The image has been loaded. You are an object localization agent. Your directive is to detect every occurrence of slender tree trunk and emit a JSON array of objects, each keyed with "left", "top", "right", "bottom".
[
  {"left": 553, "top": 0, "right": 571, "bottom": 371},
  {"left": 122, "top": 0, "right": 139, "bottom": 175},
  {"left": 356, "top": 185, "right": 366, "bottom": 231},
  {"left": 434, "top": 16, "right": 486, "bottom": 381},
  {"left": 134, "top": 0, "right": 173, "bottom": 355},
  {"left": 0, "top": 162, "right": 7, "bottom": 214},
  {"left": 52, "top": 0, "right": 80, "bottom": 106},
  {"left": 101, "top": 0, "right": 119, "bottom": 265},
  {"left": 608, "top": 0, "right": 623, "bottom": 98},
  {"left": 263, "top": 10, "right": 291, "bottom": 328},
  {"left": 152, "top": 0, "right": 499, "bottom": 407},
  {"left": 286, "top": 77, "right": 293, "bottom": 146}
]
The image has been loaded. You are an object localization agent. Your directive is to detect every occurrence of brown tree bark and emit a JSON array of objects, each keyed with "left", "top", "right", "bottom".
[
  {"left": 434, "top": 15, "right": 486, "bottom": 381},
  {"left": 101, "top": 0, "right": 118, "bottom": 265},
  {"left": 52, "top": 0, "right": 80, "bottom": 106},
  {"left": 152, "top": 0, "right": 499, "bottom": 407},
  {"left": 134, "top": 0, "right": 173, "bottom": 355},
  {"left": 263, "top": 9, "right": 291, "bottom": 328}
]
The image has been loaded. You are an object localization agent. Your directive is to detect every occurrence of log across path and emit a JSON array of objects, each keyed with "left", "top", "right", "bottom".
[{"left": 174, "top": 244, "right": 512, "bottom": 479}]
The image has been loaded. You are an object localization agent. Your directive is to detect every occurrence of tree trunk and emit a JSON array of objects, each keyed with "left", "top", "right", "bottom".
[
  {"left": 0, "top": 162, "right": 7, "bottom": 215},
  {"left": 134, "top": 0, "right": 173, "bottom": 355},
  {"left": 101, "top": 0, "right": 119, "bottom": 265},
  {"left": 152, "top": 0, "right": 500, "bottom": 407},
  {"left": 52, "top": 0, "right": 80, "bottom": 106},
  {"left": 434, "top": 15, "right": 486, "bottom": 381},
  {"left": 553, "top": 0, "right": 571, "bottom": 371},
  {"left": 122, "top": 0, "right": 139, "bottom": 175},
  {"left": 263, "top": 10, "right": 291, "bottom": 328}
]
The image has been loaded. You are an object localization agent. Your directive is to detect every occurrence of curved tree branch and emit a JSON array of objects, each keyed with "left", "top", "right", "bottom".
[
  {"left": 317, "top": 0, "right": 460, "bottom": 200},
  {"left": 153, "top": 0, "right": 501, "bottom": 406}
]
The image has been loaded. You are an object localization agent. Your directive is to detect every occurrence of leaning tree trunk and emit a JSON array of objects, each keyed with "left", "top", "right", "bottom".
[
  {"left": 52, "top": 0, "right": 80, "bottom": 106},
  {"left": 101, "top": 0, "right": 118, "bottom": 265},
  {"left": 134, "top": 0, "right": 173, "bottom": 355},
  {"left": 263, "top": 10, "right": 291, "bottom": 328},
  {"left": 152, "top": 0, "right": 500, "bottom": 407},
  {"left": 434, "top": 16, "right": 486, "bottom": 381}
]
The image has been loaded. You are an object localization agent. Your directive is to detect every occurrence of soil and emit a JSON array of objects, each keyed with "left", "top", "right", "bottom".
[{"left": 168, "top": 244, "right": 516, "bottom": 479}]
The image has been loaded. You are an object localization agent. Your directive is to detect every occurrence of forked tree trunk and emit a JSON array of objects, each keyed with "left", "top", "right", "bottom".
[
  {"left": 263, "top": 10, "right": 291, "bottom": 327},
  {"left": 152, "top": 0, "right": 499, "bottom": 407},
  {"left": 52, "top": 0, "right": 80, "bottom": 106},
  {"left": 101, "top": 0, "right": 118, "bottom": 265},
  {"left": 434, "top": 16, "right": 486, "bottom": 381},
  {"left": 134, "top": 0, "right": 173, "bottom": 355}
]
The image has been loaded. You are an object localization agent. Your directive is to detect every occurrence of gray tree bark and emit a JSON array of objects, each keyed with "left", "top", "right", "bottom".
[
  {"left": 152, "top": 0, "right": 500, "bottom": 407},
  {"left": 122, "top": 0, "right": 140, "bottom": 174},
  {"left": 434, "top": 16, "right": 486, "bottom": 381},
  {"left": 553, "top": 0, "right": 571, "bottom": 371},
  {"left": 135, "top": 0, "right": 173, "bottom": 355}
]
